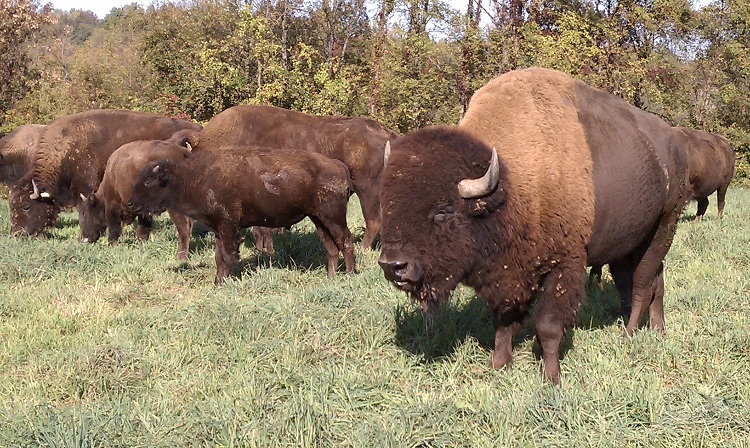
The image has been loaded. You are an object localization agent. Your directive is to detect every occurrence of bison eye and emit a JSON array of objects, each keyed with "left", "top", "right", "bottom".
[
  {"left": 22, "top": 205, "right": 31, "bottom": 212},
  {"left": 433, "top": 206, "right": 456, "bottom": 222}
]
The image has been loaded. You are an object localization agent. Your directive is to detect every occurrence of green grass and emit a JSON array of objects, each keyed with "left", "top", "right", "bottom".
[{"left": 0, "top": 191, "right": 749, "bottom": 447}]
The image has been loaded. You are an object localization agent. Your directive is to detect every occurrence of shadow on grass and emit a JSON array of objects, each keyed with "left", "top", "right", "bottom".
[
  {"left": 179, "top": 225, "right": 339, "bottom": 278},
  {"left": 394, "top": 275, "right": 624, "bottom": 365}
]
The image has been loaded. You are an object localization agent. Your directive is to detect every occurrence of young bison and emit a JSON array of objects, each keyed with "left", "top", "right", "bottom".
[
  {"left": 78, "top": 140, "right": 193, "bottom": 260},
  {"left": 128, "top": 147, "right": 355, "bottom": 284}
]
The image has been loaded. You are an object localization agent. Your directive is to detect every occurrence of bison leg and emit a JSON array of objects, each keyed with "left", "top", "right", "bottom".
[
  {"left": 490, "top": 309, "right": 525, "bottom": 371},
  {"left": 647, "top": 263, "right": 665, "bottom": 331},
  {"left": 251, "top": 226, "right": 275, "bottom": 256},
  {"left": 534, "top": 261, "right": 586, "bottom": 384},
  {"left": 214, "top": 230, "right": 240, "bottom": 285},
  {"left": 309, "top": 216, "right": 350, "bottom": 278},
  {"left": 136, "top": 214, "right": 153, "bottom": 241},
  {"left": 695, "top": 197, "right": 709, "bottom": 221},
  {"left": 717, "top": 184, "right": 729, "bottom": 219},
  {"left": 106, "top": 208, "right": 124, "bottom": 244},
  {"left": 355, "top": 184, "right": 382, "bottom": 250},
  {"left": 625, "top": 219, "right": 677, "bottom": 335},
  {"left": 609, "top": 259, "right": 634, "bottom": 320},
  {"left": 168, "top": 209, "right": 192, "bottom": 261}
]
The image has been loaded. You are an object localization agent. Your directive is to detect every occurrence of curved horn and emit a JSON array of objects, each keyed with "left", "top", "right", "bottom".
[
  {"left": 457, "top": 148, "right": 499, "bottom": 199},
  {"left": 29, "top": 179, "right": 40, "bottom": 200},
  {"left": 383, "top": 141, "right": 391, "bottom": 167},
  {"left": 80, "top": 193, "right": 87, "bottom": 201},
  {"left": 186, "top": 141, "right": 193, "bottom": 151}
]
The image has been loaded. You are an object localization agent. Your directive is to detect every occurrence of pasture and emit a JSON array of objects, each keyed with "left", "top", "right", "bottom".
[{"left": 0, "top": 190, "right": 749, "bottom": 447}]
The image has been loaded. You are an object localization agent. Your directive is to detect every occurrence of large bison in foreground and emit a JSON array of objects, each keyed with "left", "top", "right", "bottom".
[
  {"left": 78, "top": 140, "right": 193, "bottom": 260},
  {"left": 128, "top": 147, "right": 355, "bottom": 284},
  {"left": 378, "top": 68, "right": 688, "bottom": 383},
  {"left": 190, "top": 104, "right": 398, "bottom": 249},
  {"left": 672, "top": 127, "right": 735, "bottom": 221},
  {"left": 9, "top": 110, "right": 201, "bottom": 237},
  {"left": 0, "top": 124, "right": 46, "bottom": 185}
]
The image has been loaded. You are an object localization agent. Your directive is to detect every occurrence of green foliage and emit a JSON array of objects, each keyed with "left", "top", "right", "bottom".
[{"left": 2, "top": 0, "right": 750, "bottom": 180}]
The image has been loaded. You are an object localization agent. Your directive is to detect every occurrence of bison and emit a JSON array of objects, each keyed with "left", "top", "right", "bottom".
[
  {"left": 190, "top": 104, "right": 398, "bottom": 249},
  {"left": 78, "top": 140, "right": 193, "bottom": 260},
  {"left": 9, "top": 109, "right": 201, "bottom": 237},
  {"left": 377, "top": 68, "right": 688, "bottom": 383},
  {"left": 128, "top": 147, "right": 356, "bottom": 284},
  {"left": 0, "top": 124, "right": 46, "bottom": 185},
  {"left": 672, "top": 127, "right": 735, "bottom": 221}
]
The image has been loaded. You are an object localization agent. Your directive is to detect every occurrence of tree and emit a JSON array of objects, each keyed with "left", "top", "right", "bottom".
[{"left": 0, "top": 0, "right": 52, "bottom": 129}]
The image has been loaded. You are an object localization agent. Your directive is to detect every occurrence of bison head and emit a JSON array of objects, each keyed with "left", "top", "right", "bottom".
[
  {"left": 377, "top": 127, "right": 507, "bottom": 316},
  {"left": 9, "top": 177, "right": 58, "bottom": 237},
  {"left": 129, "top": 161, "right": 175, "bottom": 215},
  {"left": 78, "top": 193, "right": 107, "bottom": 243}
]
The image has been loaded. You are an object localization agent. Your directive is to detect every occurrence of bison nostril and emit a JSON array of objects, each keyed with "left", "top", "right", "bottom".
[
  {"left": 389, "top": 261, "right": 408, "bottom": 271},
  {"left": 127, "top": 202, "right": 134, "bottom": 208}
]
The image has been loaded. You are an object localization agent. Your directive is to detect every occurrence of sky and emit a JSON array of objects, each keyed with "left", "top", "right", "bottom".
[
  {"left": 48, "top": 0, "right": 714, "bottom": 22},
  {"left": 49, "top": 0, "right": 151, "bottom": 19}
]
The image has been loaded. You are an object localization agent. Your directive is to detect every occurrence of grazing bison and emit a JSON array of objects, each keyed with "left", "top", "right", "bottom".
[
  {"left": 190, "top": 104, "right": 398, "bottom": 249},
  {"left": 78, "top": 140, "right": 193, "bottom": 260},
  {"left": 0, "top": 124, "right": 46, "bottom": 185},
  {"left": 378, "top": 68, "right": 688, "bottom": 383},
  {"left": 128, "top": 147, "right": 355, "bottom": 284},
  {"left": 9, "top": 109, "right": 201, "bottom": 237},
  {"left": 672, "top": 127, "right": 735, "bottom": 221}
]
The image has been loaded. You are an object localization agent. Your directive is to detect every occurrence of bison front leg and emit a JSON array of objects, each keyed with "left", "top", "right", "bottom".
[
  {"left": 135, "top": 214, "right": 153, "bottom": 241},
  {"left": 214, "top": 230, "right": 240, "bottom": 285},
  {"left": 106, "top": 207, "right": 124, "bottom": 244},
  {"left": 168, "top": 209, "right": 192, "bottom": 260},
  {"left": 490, "top": 308, "right": 526, "bottom": 371},
  {"left": 695, "top": 197, "right": 709, "bottom": 221},
  {"left": 534, "top": 261, "right": 586, "bottom": 384}
]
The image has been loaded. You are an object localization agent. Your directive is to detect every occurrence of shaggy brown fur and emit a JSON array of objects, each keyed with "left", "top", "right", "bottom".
[
  {"left": 0, "top": 124, "right": 46, "bottom": 185},
  {"left": 9, "top": 110, "right": 201, "bottom": 237},
  {"left": 78, "top": 140, "right": 193, "bottom": 260},
  {"left": 191, "top": 104, "right": 398, "bottom": 249},
  {"left": 672, "top": 127, "right": 735, "bottom": 221},
  {"left": 128, "top": 147, "right": 355, "bottom": 284},
  {"left": 378, "top": 68, "right": 688, "bottom": 383}
]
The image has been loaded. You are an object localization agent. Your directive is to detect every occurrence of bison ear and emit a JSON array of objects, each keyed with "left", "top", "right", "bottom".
[{"left": 466, "top": 186, "right": 506, "bottom": 217}]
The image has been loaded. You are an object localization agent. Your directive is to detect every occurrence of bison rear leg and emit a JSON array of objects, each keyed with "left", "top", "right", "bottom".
[
  {"left": 534, "top": 260, "right": 586, "bottom": 384},
  {"left": 168, "top": 209, "right": 192, "bottom": 260},
  {"left": 310, "top": 216, "right": 355, "bottom": 278},
  {"left": 355, "top": 184, "right": 382, "bottom": 250},
  {"left": 624, "top": 218, "right": 677, "bottom": 335},
  {"left": 717, "top": 184, "right": 729, "bottom": 219}
]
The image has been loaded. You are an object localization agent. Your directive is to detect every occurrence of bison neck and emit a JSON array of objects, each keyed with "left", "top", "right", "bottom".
[{"left": 463, "top": 204, "right": 550, "bottom": 308}]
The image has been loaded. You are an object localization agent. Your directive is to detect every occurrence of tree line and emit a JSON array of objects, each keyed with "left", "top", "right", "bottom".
[{"left": 2, "top": 0, "right": 748, "bottom": 183}]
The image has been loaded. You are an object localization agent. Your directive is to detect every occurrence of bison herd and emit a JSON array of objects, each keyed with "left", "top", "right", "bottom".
[{"left": 0, "top": 68, "right": 737, "bottom": 383}]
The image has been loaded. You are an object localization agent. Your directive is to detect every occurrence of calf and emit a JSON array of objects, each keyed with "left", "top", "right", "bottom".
[
  {"left": 129, "top": 147, "right": 355, "bottom": 284},
  {"left": 78, "top": 140, "right": 193, "bottom": 260}
]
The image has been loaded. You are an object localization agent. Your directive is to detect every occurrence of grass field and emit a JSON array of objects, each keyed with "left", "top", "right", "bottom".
[{"left": 1, "top": 190, "right": 749, "bottom": 447}]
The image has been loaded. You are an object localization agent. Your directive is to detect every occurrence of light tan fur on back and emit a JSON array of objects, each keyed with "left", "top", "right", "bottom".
[{"left": 459, "top": 68, "right": 595, "bottom": 260}]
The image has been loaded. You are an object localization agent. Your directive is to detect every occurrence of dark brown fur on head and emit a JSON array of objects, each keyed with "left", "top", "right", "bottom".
[{"left": 379, "top": 127, "right": 510, "bottom": 313}]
